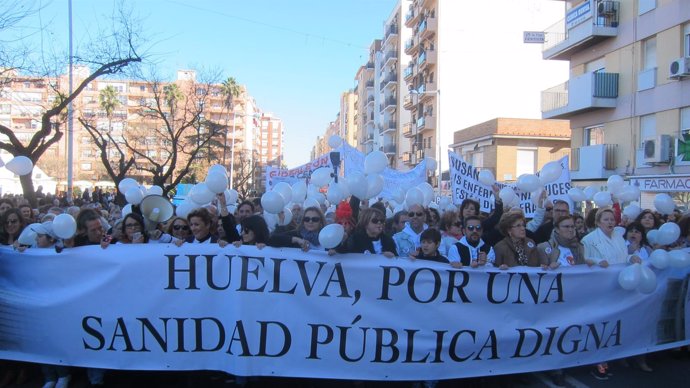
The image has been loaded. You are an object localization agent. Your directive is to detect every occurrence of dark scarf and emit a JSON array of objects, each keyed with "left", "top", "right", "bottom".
[
  {"left": 511, "top": 238, "right": 528, "bottom": 266},
  {"left": 300, "top": 227, "right": 320, "bottom": 246},
  {"left": 553, "top": 231, "right": 581, "bottom": 263}
]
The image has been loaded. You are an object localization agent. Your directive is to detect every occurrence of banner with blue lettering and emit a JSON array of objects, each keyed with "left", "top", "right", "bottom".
[{"left": 0, "top": 245, "right": 688, "bottom": 380}]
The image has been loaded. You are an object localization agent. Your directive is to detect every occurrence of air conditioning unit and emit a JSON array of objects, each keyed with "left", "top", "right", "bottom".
[
  {"left": 643, "top": 135, "right": 673, "bottom": 164},
  {"left": 669, "top": 57, "right": 690, "bottom": 79},
  {"left": 597, "top": 1, "right": 615, "bottom": 15}
]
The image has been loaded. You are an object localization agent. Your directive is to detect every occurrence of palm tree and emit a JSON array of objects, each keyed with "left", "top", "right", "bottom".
[
  {"left": 220, "top": 77, "right": 241, "bottom": 181},
  {"left": 163, "top": 83, "right": 183, "bottom": 118},
  {"left": 98, "top": 85, "right": 119, "bottom": 133}
]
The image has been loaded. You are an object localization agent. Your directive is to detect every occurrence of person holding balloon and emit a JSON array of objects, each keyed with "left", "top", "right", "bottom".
[{"left": 338, "top": 208, "right": 397, "bottom": 258}]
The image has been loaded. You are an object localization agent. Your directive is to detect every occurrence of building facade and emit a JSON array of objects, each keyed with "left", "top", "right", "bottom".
[{"left": 540, "top": 0, "right": 690, "bottom": 208}]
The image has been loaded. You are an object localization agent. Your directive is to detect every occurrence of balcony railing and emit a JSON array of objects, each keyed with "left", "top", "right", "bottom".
[
  {"left": 415, "top": 149, "right": 425, "bottom": 160},
  {"left": 405, "top": 38, "right": 414, "bottom": 53},
  {"left": 384, "top": 96, "right": 397, "bottom": 111},
  {"left": 404, "top": 64, "right": 414, "bottom": 80},
  {"left": 403, "top": 122, "right": 414, "bottom": 137},
  {"left": 384, "top": 50, "right": 398, "bottom": 66},
  {"left": 402, "top": 151, "right": 413, "bottom": 164},
  {"left": 365, "top": 80, "right": 374, "bottom": 88},
  {"left": 382, "top": 143, "right": 396, "bottom": 154},
  {"left": 385, "top": 25, "right": 398, "bottom": 41},
  {"left": 541, "top": 71, "right": 618, "bottom": 119},
  {"left": 366, "top": 61, "right": 374, "bottom": 69},
  {"left": 403, "top": 94, "right": 414, "bottom": 109}
]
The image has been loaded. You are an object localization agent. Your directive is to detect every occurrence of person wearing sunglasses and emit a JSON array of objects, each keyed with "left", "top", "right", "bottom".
[
  {"left": 494, "top": 211, "right": 541, "bottom": 270},
  {"left": 447, "top": 216, "right": 495, "bottom": 268},
  {"left": 233, "top": 215, "right": 270, "bottom": 249},
  {"left": 339, "top": 208, "right": 397, "bottom": 258},
  {"left": 269, "top": 206, "right": 326, "bottom": 251},
  {"left": 166, "top": 217, "right": 191, "bottom": 240},
  {"left": 393, "top": 204, "right": 428, "bottom": 257}
]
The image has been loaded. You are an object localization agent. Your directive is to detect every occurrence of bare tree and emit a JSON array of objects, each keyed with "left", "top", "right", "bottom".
[
  {"left": 0, "top": 2, "right": 143, "bottom": 205},
  {"left": 233, "top": 149, "right": 259, "bottom": 199}
]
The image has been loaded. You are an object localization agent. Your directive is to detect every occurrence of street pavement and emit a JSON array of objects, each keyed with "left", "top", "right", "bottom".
[{"left": 3, "top": 349, "right": 689, "bottom": 388}]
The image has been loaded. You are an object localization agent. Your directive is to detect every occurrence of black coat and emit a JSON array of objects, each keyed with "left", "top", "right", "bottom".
[{"left": 339, "top": 230, "right": 398, "bottom": 256}]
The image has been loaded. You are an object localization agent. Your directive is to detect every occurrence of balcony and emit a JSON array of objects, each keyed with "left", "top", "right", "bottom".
[
  {"left": 380, "top": 120, "right": 397, "bottom": 135},
  {"left": 365, "top": 80, "right": 374, "bottom": 89},
  {"left": 542, "top": 1, "right": 619, "bottom": 60},
  {"left": 382, "top": 143, "right": 396, "bottom": 155},
  {"left": 403, "top": 94, "right": 414, "bottom": 109},
  {"left": 366, "top": 95, "right": 375, "bottom": 107},
  {"left": 384, "top": 25, "right": 398, "bottom": 46},
  {"left": 383, "top": 72, "right": 398, "bottom": 90},
  {"left": 402, "top": 151, "right": 414, "bottom": 164},
  {"left": 383, "top": 96, "right": 397, "bottom": 112},
  {"left": 416, "top": 81, "right": 437, "bottom": 103},
  {"left": 384, "top": 50, "right": 398, "bottom": 67},
  {"left": 366, "top": 61, "right": 375, "bottom": 69},
  {"left": 366, "top": 112, "right": 374, "bottom": 124},
  {"left": 405, "top": 6, "right": 422, "bottom": 28},
  {"left": 403, "top": 63, "right": 414, "bottom": 81},
  {"left": 417, "top": 48, "right": 437, "bottom": 71},
  {"left": 403, "top": 122, "right": 414, "bottom": 138},
  {"left": 415, "top": 149, "right": 425, "bottom": 161},
  {"left": 541, "top": 71, "right": 619, "bottom": 119},
  {"left": 363, "top": 132, "right": 375, "bottom": 144},
  {"left": 570, "top": 144, "right": 617, "bottom": 180},
  {"left": 418, "top": 16, "right": 437, "bottom": 40},
  {"left": 416, "top": 114, "right": 436, "bottom": 132}
]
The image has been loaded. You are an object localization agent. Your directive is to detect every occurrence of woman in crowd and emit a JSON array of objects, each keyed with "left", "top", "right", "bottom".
[
  {"left": 494, "top": 211, "right": 540, "bottom": 269},
  {"left": 458, "top": 185, "right": 503, "bottom": 244},
  {"left": 0, "top": 208, "right": 26, "bottom": 246},
  {"left": 233, "top": 215, "right": 270, "bottom": 249},
  {"left": 438, "top": 210, "right": 462, "bottom": 256},
  {"left": 176, "top": 208, "right": 224, "bottom": 245},
  {"left": 624, "top": 222, "right": 652, "bottom": 261},
  {"left": 117, "top": 213, "right": 149, "bottom": 244},
  {"left": 537, "top": 215, "right": 585, "bottom": 269},
  {"left": 426, "top": 207, "right": 441, "bottom": 230},
  {"left": 166, "top": 217, "right": 191, "bottom": 241},
  {"left": 635, "top": 209, "right": 662, "bottom": 232},
  {"left": 572, "top": 213, "right": 587, "bottom": 240},
  {"left": 339, "top": 208, "right": 397, "bottom": 258},
  {"left": 269, "top": 206, "right": 325, "bottom": 251}
]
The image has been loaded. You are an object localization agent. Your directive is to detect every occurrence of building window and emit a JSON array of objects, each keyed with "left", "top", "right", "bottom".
[
  {"left": 140, "top": 85, "right": 146, "bottom": 92},
  {"left": 516, "top": 149, "right": 536, "bottom": 176},
  {"left": 640, "top": 114, "right": 656, "bottom": 143},
  {"left": 585, "top": 125, "right": 604, "bottom": 145},
  {"left": 643, "top": 37, "right": 656, "bottom": 70},
  {"left": 684, "top": 23, "right": 690, "bottom": 57},
  {"left": 81, "top": 163, "right": 92, "bottom": 171}
]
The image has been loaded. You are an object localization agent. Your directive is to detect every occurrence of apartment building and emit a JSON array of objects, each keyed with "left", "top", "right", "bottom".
[
  {"left": 257, "top": 113, "right": 284, "bottom": 193},
  {"left": 354, "top": 40, "right": 381, "bottom": 155},
  {"left": 0, "top": 68, "right": 282, "bottom": 193},
  {"left": 450, "top": 118, "right": 571, "bottom": 183},
  {"left": 540, "top": 0, "right": 690, "bottom": 207}
]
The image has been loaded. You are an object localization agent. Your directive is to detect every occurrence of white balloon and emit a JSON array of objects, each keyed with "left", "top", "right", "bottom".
[
  {"left": 417, "top": 182, "right": 434, "bottom": 207},
  {"left": 310, "top": 167, "right": 333, "bottom": 187},
  {"left": 669, "top": 250, "right": 690, "bottom": 268},
  {"left": 122, "top": 204, "right": 133, "bottom": 217},
  {"left": 205, "top": 171, "right": 228, "bottom": 194},
  {"left": 303, "top": 197, "right": 320, "bottom": 209},
  {"left": 175, "top": 201, "right": 197, "bottom": 218},
  {"left": 291, "top": 181, "right": 308, "bottom": 203},
  {"left": 336, "top": 178, "right": 350, "bottom": 199},
  {"left": 280, "top": 207, "right": 293, "bottom": 226},
  {"left": 649, "top": 249, "right": 670, "bottom": 269},
  {"left": 617, "top": 184, "right": 638, "bottom": 202},
  {"left": 392, "top": 187, "right": 406, "bottom": 204},
  {"left": 261, "top": 191, "right": 285, "bottom": 214},
  {"left": 52, "top": 214, "right": 77, "bottom": 239},
  {"left": 365, "top": 174, "right": 385, "bottom": 199},
  {"left": 364, "top": 151, "right": 388, "bottom": 175},
  {"left": 125, "top": 186, "right": 145, "bottom": 205},
  {"left": 439, "top": 196, "right": 452, "bottom": 209},
  {"left": 647, "top": 229, "right": 659, "bottom": 246},
  {"left": 618, "top": 263, "right": 641, "bottom": 291},
  {"left": 540, "top": 161, "right": 562, "bottom": 184},
  {"left": 147, "top": 186, "right": 164, "bottom": 196},
  {"left": 592, "top": 191, "right": 612, "bottom": 207},
  {"left": 478, "top": 170, "right": 496, "bottom": 186},
  {"left": 517, "top": 174, "right": 541, "bottom": 193},
  {"left": 385, "top": 207, "right": 393, "bottom": 219},
  {"left": 637, "top": 265, "right": 657, "bottom": 294},
  {"left": 508, "top": 195, "right": 521, "bottom": 209},
  {"left": 6, "top": 156, "right": 33, "bottom": 176},
  {"left": 328, "top": 135, "right": 343, "bottom": 149},
  {"left": 499, "top": 187, "right": 517, "bottom": 204},
  {"left": 606, "top": 175, "right": 625, "bottom": 195},
  {"left": 318, "top": 223, "right": 345, "bottom": 249},
  {"left": 583, "top": 186, "right": 599, "bottom": 201},
  {"left": 567, "top": 188, "right": 586, "bottom": 202},
  {"left": 424, "top": 157, "right": 437, "bottom": 172},
  {"left": 622, "top": 204, "right": 642, "bottom": 220},
  {"left": 657, "top": 222, "right": 681, "bottom": 246},
  {"left": 224, "top": 189, "right": 239, "bottom": 205},
  {"left": 614, "top": 226, "right": 626, "bottom": 236},
  {"left": 348, "top": 172, "right": 369, "bottom": 199},
  {"left": 405, "top": 187, "right": 424, "bottom": 207},
  {"left": 654, "top": 193, "right": 676, "bottom": 215},
  {"left": 273, "top": 182, "right": 293, "bottom": 206},
  {"left": 118, "top": 178, "right": 138, "bottom": 194},
  {"left": 189, "top": 183, "right": 215, "bottom": 205},
  {"left": 208, "top": 164, "right": 228, "bottom": 177},
  {"left": 327, "top": 183, "right": 345, "bottom": 204},
  {"left": 18, "top": 224, "right": 39, "bottom": 246}
]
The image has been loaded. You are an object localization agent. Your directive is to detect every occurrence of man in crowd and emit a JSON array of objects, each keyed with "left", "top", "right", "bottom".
[
  {"left": 447, "top": 215, "right": 495, "bottom": 267},
  {"left": 529, "top": 199, "right": 570, "bottom": 244},
  {"left": 393, "top": 204, "right": 428, "bottom": 257}
]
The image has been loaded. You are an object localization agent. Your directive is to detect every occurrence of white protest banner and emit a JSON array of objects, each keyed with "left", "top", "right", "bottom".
[
  {"left": 340, "top": 143, "right": 427, "bottom": 200},
  {"left": 503, "top": 156, "right": 572, "bottom": 218},
  {"left": 448, "top": 151, "right": 495, "bottom": 212},
  {"left": 265, "top": 154, "right": 331, "bottom": 189},
  {"left": 1, "top": 245, "right": 688, "bottom": 381}
]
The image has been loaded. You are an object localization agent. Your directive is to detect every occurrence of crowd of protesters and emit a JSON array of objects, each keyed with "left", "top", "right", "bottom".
[{"left": 0, "top": 183, "right": 689, "bottom": 388}]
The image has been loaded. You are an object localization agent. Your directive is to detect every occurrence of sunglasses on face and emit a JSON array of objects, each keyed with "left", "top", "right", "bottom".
[
  {"left": 303, "top": 217, "right": 321, "bottom": 223},
  {"left": 408, "top": 212, "right": 424, "bottom": 217},
  {"left": 370, "top": 218, "right": 383, "bottom": 225},
  {"left": 465, "top": 225, "right": 482, "bottom": 231},
  {"left": 173, "top": 225, "right": 190, "bottom": 231}
]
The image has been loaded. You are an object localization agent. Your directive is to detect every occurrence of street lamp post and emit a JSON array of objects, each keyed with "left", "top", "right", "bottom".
[{"left": 409, "top": 87, "right": 441, "bottom": 197}]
